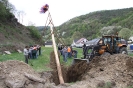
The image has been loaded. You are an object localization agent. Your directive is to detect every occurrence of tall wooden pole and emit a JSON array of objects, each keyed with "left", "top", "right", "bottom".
[{"left": 50, "top": 23, "right": 64, "bottom": 84}]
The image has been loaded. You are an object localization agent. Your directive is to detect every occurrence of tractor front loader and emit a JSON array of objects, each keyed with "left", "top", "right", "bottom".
[{"left": 72, "top": 35, "right": 128, "bottom": 65}]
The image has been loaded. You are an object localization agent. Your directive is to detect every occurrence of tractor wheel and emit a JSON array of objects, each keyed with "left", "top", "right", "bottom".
[{"left": 119, "top": 47, "right": 128, "bottom": 54}]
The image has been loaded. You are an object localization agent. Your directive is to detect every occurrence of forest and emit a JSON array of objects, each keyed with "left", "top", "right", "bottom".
[{"left": 52, "top": 8, "right": 133, "bottom": 45}]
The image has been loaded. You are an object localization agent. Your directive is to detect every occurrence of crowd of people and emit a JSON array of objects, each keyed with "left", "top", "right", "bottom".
[
  {"left": 23, "top": 44, "right": 78, "bottom": 64},
  {"left": 58, "top": 45, "right": 78, "bottom": 63},
  {"left": 23, "top": 45, "right": 41, "bottom": 64}
]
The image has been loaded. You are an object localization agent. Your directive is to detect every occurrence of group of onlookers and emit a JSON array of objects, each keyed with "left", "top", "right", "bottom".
[
  {"left": 58, "top": 45, "right": 78, "bottom": 63},
  {"left": 24, "top": 44, "right": 77, "bottom": 64},
  {"left": 23, "top": 45, "right": 41, "bottom": 64}
]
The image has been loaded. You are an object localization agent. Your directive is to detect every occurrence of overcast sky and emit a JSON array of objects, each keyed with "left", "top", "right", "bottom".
[{"left": 9, "top": 0, "right": 133, "bottom": 26}]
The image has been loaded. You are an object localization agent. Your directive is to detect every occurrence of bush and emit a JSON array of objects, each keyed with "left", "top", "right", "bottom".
[{"left": 27, "top": 26, "right": 42, "bottom": 39}]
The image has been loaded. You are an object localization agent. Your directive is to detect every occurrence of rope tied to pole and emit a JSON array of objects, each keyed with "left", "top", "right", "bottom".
[{"left": 40, "top": 5, "right": 64, "bottom": 84}]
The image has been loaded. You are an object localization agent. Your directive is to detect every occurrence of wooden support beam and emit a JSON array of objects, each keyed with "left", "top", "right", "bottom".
[{"left": 50, "top": 24, "right": 64, "bottom": 84}]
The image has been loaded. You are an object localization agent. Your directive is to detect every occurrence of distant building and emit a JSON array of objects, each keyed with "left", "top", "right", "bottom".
[
  {"left": 71, "top": 38, "right": 88, "bottom": 48},
  {"left": 44, "top": 41, "right": 53, "bottom": 47},
  {"left": 71, "top": 39, "right": 79, "bottom": 47},
  {"left": 129, "top": 36, "right": 133, "bottom": 41}
]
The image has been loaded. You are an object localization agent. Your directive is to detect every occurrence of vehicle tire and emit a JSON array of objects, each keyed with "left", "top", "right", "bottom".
[{"left": 119, "top": 47, "right": 128, "bottom": 54}]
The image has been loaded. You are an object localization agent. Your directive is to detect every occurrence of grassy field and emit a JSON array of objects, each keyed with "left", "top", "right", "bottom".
[
  {"left": 0, "top": 46, "right": 83, "bottom": 72},
  {"left": 1, "top": 46, "right": 133, "bottom": 72}
]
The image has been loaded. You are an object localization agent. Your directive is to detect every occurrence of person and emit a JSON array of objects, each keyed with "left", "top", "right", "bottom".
[
  {"left": 72, "top": 50, "right": 78, "bottom": 58},
  {"left": 28, "top": 45, "right": 33, "bottom": 59},
  {"left": 67, "top": 46, "right": 72, "bottom": 58},
  {"left": 62, "top": 46, "right": 68, "bottom": 62},
  {"left": 82, "top": 43, "right": 86, "bottom": 58},
  {"left": 23, "top": 46, "right": 29, "bottom": 64},
  {"left": 36, "top": 45, "right": 41, "bottom": 56},
  {"left": 58, "top": 45, "right": 63, "bottom": 55},
  {"left": 32, "top": 45, "right": 37, "bottom": 59},
  {"left": 113, "top": 39, "right": 119, "bottom": 53},
  {"left": 38, "top": 45, "right": 41, "bottom": 55},
  {"left": 99, "top": 39, "right": 103, "bottom": 45}
]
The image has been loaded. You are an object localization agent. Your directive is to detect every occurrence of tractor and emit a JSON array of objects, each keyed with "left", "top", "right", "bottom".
[{"left": 72, "top": 35, "right": 128, "bottom": 64}]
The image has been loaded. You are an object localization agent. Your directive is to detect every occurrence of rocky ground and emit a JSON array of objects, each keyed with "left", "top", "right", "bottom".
[{"left": 0, "top": 54, "right": 133, "bottom": 88}]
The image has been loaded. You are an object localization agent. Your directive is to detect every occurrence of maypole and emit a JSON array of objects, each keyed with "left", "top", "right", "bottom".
[{"left": 40, "top": 4, "right": 64, "bottom": 84}]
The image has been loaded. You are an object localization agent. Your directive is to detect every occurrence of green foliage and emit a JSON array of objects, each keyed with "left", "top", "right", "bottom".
[
  {"left": 0, "top": 0, "right": 15, "bottom": 21},
  {"left": 100, "top": 26, "right": 122, "bottom": 35},
  {"left": 0, "top": 47, "right": 52, "bottom": 72},
  {"left": 27, "top": 26, "right": 42, "bottom": 39},
  {"left": 72, "top": 31, "right": 83, "bottom": 39},
  {"left": 119, "top": 28, "right": 131, "bottom": 40},
  {"left": 0, "top": 46, "right": 83, "bottom": 72},
  {"left": 127, "top": 86, "right": 133, "bottom": 88},
  {"left": 0, "top": 2, "right": 8, "bottom": 19},
  {"left": 55, "top": 7, "right": 133, "bottom": 43}
]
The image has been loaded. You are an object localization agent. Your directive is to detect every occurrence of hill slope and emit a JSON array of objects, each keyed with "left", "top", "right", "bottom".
[
  {"left": 56, "top": 7, "right": 133, "bottom": 42},
  {"left": 0, "top": 0, "right": 44, "bottom": 53},
  {"left": 0, "top": 19, "right": 43, "bottom": 52}
]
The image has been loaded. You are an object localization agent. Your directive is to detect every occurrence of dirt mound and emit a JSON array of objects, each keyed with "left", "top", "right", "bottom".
[
  {"left": 1, "top": 53, "right": 133, "bottom": 88},
  {"left": 67, "top": 61, "right": 89, "bottom": 82},
  {"left": 82, "top": 54, "right": 133, "bottom": 88},
  {"left": 66, "top": 54, "right": 133, "bottom": 88},
  {"left": 0, "top": 60, "right": 56, "bottom": 88},
  {"left": 50, "top": 51, "right": 68, "bottom": 85}
]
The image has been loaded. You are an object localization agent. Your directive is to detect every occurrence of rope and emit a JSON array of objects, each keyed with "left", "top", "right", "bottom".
[
  {"left": 43, "top": 10, "right": 66, "bottom": 46},
  {"left": 48, "top": 11, "right": 66, "bottom": 45}
]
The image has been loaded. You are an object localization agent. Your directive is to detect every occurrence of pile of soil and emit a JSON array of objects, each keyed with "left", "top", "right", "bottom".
[
  {"left": 0, "top": 60, "right": 57, "bottom": 88},
  {"left": 1, "top": 53, "right": 133, "bottom": 88},
  {"left": 50, "top": 51, "right": 133, "bottom": 88},
  {"left": 50, "top": 51, "right": 68, "bottom": 85},
  {"left": 67, "top": 54, "right": 133, "bottom": 88},
  {"left": 67, "top": 61, "right": 89, "bottom": 82},
  {"left": 86, "top": 54, "right": 133, "bottom": 88}
]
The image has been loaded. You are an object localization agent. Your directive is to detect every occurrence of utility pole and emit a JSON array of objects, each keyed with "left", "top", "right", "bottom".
[{"left": 50, "top": 21, "right": 64, "bottom": 84}]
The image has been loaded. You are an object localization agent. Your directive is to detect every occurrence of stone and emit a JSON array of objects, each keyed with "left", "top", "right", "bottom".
[{"left": 4, "top": 51, "right": 11, "bottom": 54}]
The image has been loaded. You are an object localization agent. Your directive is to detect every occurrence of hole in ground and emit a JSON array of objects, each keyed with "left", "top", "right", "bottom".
[
  {"left": 51, "top": 61, "right": 89, "bottom": 85},
  {"left": 50, "top": 51, "right": 89, "bottom": 85}
]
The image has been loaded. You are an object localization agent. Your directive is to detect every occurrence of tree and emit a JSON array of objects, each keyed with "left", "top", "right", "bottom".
[
  {"left": 118, "top": 28, "right": 131, "bottom": 40},
  {"left": 27, "top": 26, "right": 42, "bottom": 40},
  {"left": 72, "top": 31, "right": 83, "bottom": 39},
  {"left": 100, "top": 26, "right": 122, "bottom": 35},
  {"left": 0, "top": 0, "right": 16, "bottom": 20},
  {"left": 16, "top": 10, "right": 26, "bottom": 23}
]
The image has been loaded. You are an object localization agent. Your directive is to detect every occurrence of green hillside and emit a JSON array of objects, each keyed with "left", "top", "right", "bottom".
[
  {"left": 55, "top": 7, "right": 133, "bottom": 45},
  {"left": 1, "top": 0, "right": 133, "bottom": 51},
  {"left": 0, "top": 0, "right": 43, "bottom": 52}
]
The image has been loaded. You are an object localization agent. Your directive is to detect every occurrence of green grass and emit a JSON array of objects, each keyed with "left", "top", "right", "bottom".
[
  {"left": 0, "top": 46, "right": 83, "bottom": 72},
  {"left": 0, "top": 47, "right": 52, "bottom": 72},
  {"left": 1, "top": 46, "right": 132, "bottom": 72},
  {"left": 29, "top": 47, "right": 54, "bottom": 72}
]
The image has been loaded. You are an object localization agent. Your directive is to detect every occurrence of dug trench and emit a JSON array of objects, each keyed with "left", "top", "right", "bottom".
[
  {"left": 50, "top": 51, "right": 91, "bottom": 85},
  {"left": 1, "top": 51, "right": 133, "bottom": 87},
  {"left": 50, "top": 51, "right": 133, "bottom": 88}
]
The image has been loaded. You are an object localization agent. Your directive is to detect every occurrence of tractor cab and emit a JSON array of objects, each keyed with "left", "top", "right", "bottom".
[{"left": 101, "top": 35, "right": 127, "bottom": 54}]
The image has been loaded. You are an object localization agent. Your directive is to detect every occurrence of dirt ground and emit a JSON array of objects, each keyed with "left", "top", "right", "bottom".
[{"left": 0, "top": 53, "right": 133, "bottom": 88}]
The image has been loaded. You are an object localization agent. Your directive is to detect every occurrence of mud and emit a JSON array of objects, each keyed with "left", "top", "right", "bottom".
[
  {"left": 67, "top": 61, "right": 89, "bottom": 82},
  {"left": 0, "top": 60, "right": 52, "bottom": 88},
  {"left": 61, "top": 54, "right": 133, "bottom": 88},
  {"left": 1, "top": 52, "right": 133, "bottom": 88},
  {"left": 50, "top": 51, "right": 68, "bottom": 85}
]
